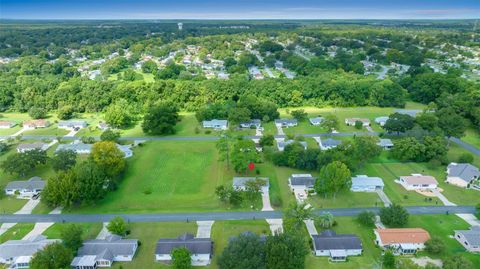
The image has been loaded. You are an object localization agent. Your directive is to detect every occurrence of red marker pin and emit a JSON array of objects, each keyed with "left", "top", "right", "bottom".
[{"left": 248, "top": 162, "right": 255, "bottom": 171}]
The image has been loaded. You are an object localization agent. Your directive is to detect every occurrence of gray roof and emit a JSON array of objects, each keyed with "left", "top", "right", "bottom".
[
  {"left": 351, "top": 176, "right": 384, "bottom": 187},
  {"left": 312, "top": 230, "right": 362, "bottom": 251},
  {"left": 275, "top": 118, "right": 297, "bottom": 125},
  {"left": 447, "top": 163, "right": 480, "bottom": 183},
  {"left": 455, "top": 227, "right": 480, "bottom": 246},
  {"left": 203, "top": 119, "right": 228, "bottom": 127},
  {"left": 322, "top": 138, "right": 341, "bottom": 147},
  {"left": 240, "top": 119, "right": 261, "bottom": 126},
  {"left": 17, "top": 142, "right": 46, "bottom": 151},
  {"left": 377, "top": 139, "right": 394, "bottom": 147},
  {"left": 309, "top": 117, "right": 324, "bottom": 124},
  {"left": 5, "top": 177, "right": 45, "bottom": 191},
  {"left": 394, "top": 109, "right": 421, "bottom": 117},
  {"left": 156, "top": 233, "right": 212, "bottom": 255},
  {"left": 58, "top": 120, "right": 87, "bottom": 127},
  {"left": 232, "top": 177, "right": 269, "bottom": 188},
  {"left": 0, "top": 235, "right": 59, "bottom": 260},
  {"left": 375, "top": 116, "right": 389, "bottom": 123},
  {"left": 289, "top": 175, "right": 316, "bottom": 187},
  {"left": 278, "top": 140, "right": 307, "bottom": 149},
  {"left": 76, "top": 235, "right": 138, "bottom": 262},
  {"left": 56, "top": 143, "right": 93, "bottom": 153}
]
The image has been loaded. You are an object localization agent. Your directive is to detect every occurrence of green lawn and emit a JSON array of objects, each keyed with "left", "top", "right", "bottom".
[
  {"left": 306, "top": 216, "right": 381, "bottom": 269},
  {"left": 0, "top": 223, "right": 34, "bottom": 243},
  {"left": 461, "top": 127, "right": 480, "bottom": 149},
  {"left": 71, "top": 141, "right": 230, "bottom": 213},
  {"left": 42, "top": 222, "right": 103, "bottom": 240},
  {"left": 111, "top": 222, "right": 197, "bottom": 269},
  {"left": 0, "top": 197, "right": 27, "bottom": 214},
  {"left": 22, "top": 125, "right": 69, "bottom": 136},
  {"left": 309, "top": 191, "right": 383, "bottom": 209}
]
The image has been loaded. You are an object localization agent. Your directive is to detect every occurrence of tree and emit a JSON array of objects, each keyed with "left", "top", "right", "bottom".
[
  {"left": 142, "top": 102, "right": 179, "bottom": 135},
  {"left": 107, "top": 216, "right": 128, "bottom": 236},
  {"left": 75, "top": 159, "right": 109, "bottom": 201},
  {"left": 61, "top": 224, "right": 83, "bottom": 252},
  {"left": 265, "top": 232, "right": 308, "bottom": 269},
  {"left": 100, "top": 129, "right": 121, "bottom": 142},
  {"left": 283, "top": 202, "right": 314, "bottom": 232},
  {"left": 354, "top": 120, "right": 363, "bottom": 129},
  {"left": 215, "top": 185, "right": 230, "bottom": 204},
  {"left": 290, "top": 109, "right": 308, "bottom": 121},
  {"left": 316, "top": 212, "right": 334, "bottom": 228},
  {"left": 228, "top": 189, "right": 244, "bottom": 207},
  {"left": 51, "top": 149, "right": 77, "bottom": 171},
  {"left": 171, "top": 247, "right": 192, "bottom": 269},
  {"left": 218, "top": 232, "right": 265, "bottom": 269},
  {"left": 442, "top": 255, "right": 474, "bottom": 269},
  {"left": 458, "top": 153, "right": 474, "bottom": 163},
  {"left": 259, "top": 135, "right": 274, "bottom": 147},
  {"left": 217, "top": 132, "right": 233, "bottom": 169},
  {"left": 384, "top": 113, "right": 415, "bottom": 135},
  {"left": 104, "top": 99, "right": 134, "bottom": 128},
  {"left": 415, "top": 112, "right": 438, "bottom": 131},
  {"left": 424, "top": 237, "right": 445, "bottom": 254},
  {"left": 231, "top": 139, "right": 259, "bottom": 174},
  {"left": 391, "top": 137, "right": 425, "bottom": 162},
  {"left": 91, "top": 141, "right": 126, "bottom": 177},
  {"left": 357, "top": 211, "right": 376, "bottom": 227},
  {"left": 30, "top": 242, "right": 72, "bottom": 269},
  {"left": 436, "top": 107, "right": 467, "bottom": 144},
  {"left": 228, "top": 107, "right": 251, "bottom": 125},
  {"left": 28, "top": 106, "right": 47, "bottom": 119},
  {"left": 42, "top": 170, "right": 79, "bottom": 208},
  {"left": 0, "top": 142, "right": 8, "bottom": 154},
  {"left": 382, "top": 250, "right": 396, "bottom": 269},
  {"left": 380, "top": 204, "right": 409, "bottom": 227},
  {"left": 321, "top": 114, "right": 338, "bottom": 132},
  {"left": 319, "top": 161, "right": 351, "bottom": 199},
  {"left": 57, "top": 105, "right": 75, "bottom": 120},
  {"left": 1, "top": 149, "right": 48, "bottom": 176},
  {"left": 142, "top": 60, "right": 158, "bottom": 73}
]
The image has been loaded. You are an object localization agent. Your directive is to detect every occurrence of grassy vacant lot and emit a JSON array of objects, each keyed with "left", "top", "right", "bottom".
[
  {"left": 309, "top": 191, "right": 383, "bottom": 209},
  {"left": 42, "top": 222, "right": 103, "bottom": 240},
  {"left": 307, "top": 216, "right": 381, "bottom": 269},
  {"left": 0, "top": 223, "right": 35, "bottom": 243},
  {"left": 72, "top": 141, "right": 230, "bottom": 213},
  {"left": 407, "top": 214, "right": 480, "bottom": 265},
  {"left": 111, "top": 222, "right": 197, "bottom": 269}
]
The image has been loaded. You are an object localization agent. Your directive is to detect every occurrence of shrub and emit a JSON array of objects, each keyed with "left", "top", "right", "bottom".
[
  {"left": 427, "top": 159, "right": 441, "bottom": 169},
  {"left": 425, "top": 237, "right": 445, "bottom": 254},
  {"left": 205, "top": 130, "right": 211, "bottom": 134},
  {"left": 458, "top": 153, "right": 474, "bottom": 164},
  {"left": 357, "top": 211, "right": 376, "bottom": 227}
]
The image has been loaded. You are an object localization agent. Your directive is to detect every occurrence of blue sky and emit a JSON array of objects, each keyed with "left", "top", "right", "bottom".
[{"left": 1, "top": 0, "right": 479, "bottom": 20}]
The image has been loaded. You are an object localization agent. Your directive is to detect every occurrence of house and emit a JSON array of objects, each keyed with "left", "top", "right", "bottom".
[
  {"left": 277, "top": 140, "right": 307, "bottom": 152},
  {"left": 56, "top": 143, "right": 133, "bottom": 158},
  {"left": 454, "top": 227, "right": 480, "bottom": 252},
  {"left": 288, "top": 174, "right": 316, "bottom": 192},
  {"left": 319, "top": 138, "right": 341, "bottom": 150},
  {"left": 155, "top": 233, "right": 212, "bottom": 266},
  {"left": 202, "top": 119, "right": 228, "bottom": 130},
  {"left": 374, "top": 228, "right": 430, "bottom": 255},
  {"left": 71, "top": 235, "right": 138, "bottom": 268},
  {"left": 23, "top": 119, "right": 50, "bottom": 129},
  {"left": 16, "top": 142, "right": 49, "bottom": 153},
  {"left": 446, "top": 163, "right": 480, "bottom": 188},
  {"left": 350, "top": 175, "right": 384, "bottom": 192},
  {"left": 58, "top": 120, "right": 87, "bottom": 130},
  {"left": 375, "top": 116, "right": 389, "bottom": 127},
  {"left": 232, "top": 177, "right": 269, "bottom": 193},
  {"left": 377, "top": 139, "right": 394, "bottom": 150},
  {"left": 5, "top": 176, "right": 45, "bottom": 199},
  {"left": 398, "top": 174, "right": 438, "bottom": 190},
  {"left": 239, "top": 119, "right": 261, "bottom": 129},
  {"left": 345, "top": 118, "right": 370, "bottom": 127},
  {"left": 98, "top": 122, "right": 110, "bottom": 131},
  {"left": 309, "top": 117, "right": 324, "bottom": 126},
  {"left": 312, "top": 230, "right": 363, "bottom": 262},
  {"left": 0, "top": 235, "right": 59, "bottom": 268},
  {"left": 0, "top": 120, "right": 16, "bottom": 129},
  {"left": 274, "top": 119, "right": 297, "bottom": 128},
  {"left": 394, "top": 109, "right": 422, "bottom": 117}
]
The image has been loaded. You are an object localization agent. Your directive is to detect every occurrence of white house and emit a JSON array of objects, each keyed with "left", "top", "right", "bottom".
[
  {"left": 350, "top": 175, "right": 384, "bottom": 192},
  {"left": 55, "top": 143, "right": 133, "bottom": 158},
  {"left": 202, "top": 119, "right": 228, "bottom": 130},
  {"left": 16, "top": 142, "right": 49, "bottom": 153},
  {"left": 446, "top": 163, "right": 480, "bottom": 188},
  {"left": 98, "top": 122, "right": 110, "bottom": 131},
  {"left": 374, "top": 228, "right": 430, "bottom": 255},
  {"left": 345, "top": 118, "right": 370, "bottom": 127},
  {"left": 288, "top": 174, "right": 316, "bottom": 193},
  {"left": 277, "top": 140, "right": 307, "bottom": 152},
  {"left": 232, "top": 177, "right": 269, "bottom": 194},
  {"left": 58, "top": 120, "right": 87, "bottom": 130},
  {"left": 454, "top": 227, "right": 480, "bottom": 253},
  {"left": 375, "top": 116, "right": 389, "bottom": 127},
  {"left": 377, "top": 139, "right": 394, "bottom": 150},
  {"left": 155, "top": 233, "right": 212, "bottom": 266},
  {"left": 0, "top": 235, "right": 59, "bottom": 268},
  {"left": 22, "top": 119, "right": 50, "bottom": 129},
  {"left": 398, "top": 174, "right": 438, "bottom": 190},
  {"left": 312, "top": 230, "right": 363, "bottom": 262},
  {"left": 318, "top": 138, "right": 341, "bottom": 150},
  {"left": 309, "top": 117, "right": 324, "bottom": 126},
  {"left": 5, "top": 177, "right": 45, "bottom": 199},
  {"left": 239, "top": 119, "right": 261, "bottom": 129},
  {"left": 71, "top": 235, "right": 138, "bottom": 268},
  {"left": 274, "top": 119, "right": 297, "bottom": 127},
  {"left": 0, "top": 120, "right": 16, "bottom": 129}
]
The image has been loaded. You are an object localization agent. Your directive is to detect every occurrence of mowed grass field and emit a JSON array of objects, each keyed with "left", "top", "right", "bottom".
[
  {"left": 42, "top": 222, "right": 103, "bottom": 240},
  {"left": 71, "top": 141, "right": 230, "bottom": 213}
]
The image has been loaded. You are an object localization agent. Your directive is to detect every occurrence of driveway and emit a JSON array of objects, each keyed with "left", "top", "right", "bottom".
[
  {"left": 261, "top": 192, "right": 273, "bottom": 211},
  {"left": 303, "top": 219, "right": 318, "bottom": 236},
  {"left": 96, "top": 222, "right": 112, "bottom": 239},
  {"left": 0, "top": 199, "right": 40, "bottom": 236},
  {"left": 196, "top": 221, "right": 214, "bottom": 238},
  {"left": 275, "top": 125, "right": 284, "bottom": 136},
  {"left": 64, "top": 129, "right": 80, "bottom": 137},
  {"left": 455, "top": 214, "right": 480, "bottom": 226},
  {"left": 266, "top": 219, "right": 283, "bottom": 234},
  {"left": 431, "top": 189, "right": 456, "bottom": 206},
  {"left": 376, "top": 189, "right": 392, "bottom": 206},
  {"left": 22, "top": 207, "right": 61, "bottom": 240}
]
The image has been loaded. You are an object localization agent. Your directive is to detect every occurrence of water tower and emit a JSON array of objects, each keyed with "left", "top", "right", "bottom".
[{"left": 178, "top": 22, "right": 183, "bottom": 30}]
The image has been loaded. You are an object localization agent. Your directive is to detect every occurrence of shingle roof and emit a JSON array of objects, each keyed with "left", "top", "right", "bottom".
[
  {"left": 312, "top": 230, "right": 362, "bottom": 251},
  {"left": 275, "top": 119, "right": 297, "bottom": 124},
  {"left": 400, "top": 175, "right": 438, "bottom": 185},
  {"left": 56, "top": 143, "right": 93, "bottom": 153},
  {"left": 322, "top": 138, "right": 341, "bottom": 147},
  {"left": 309, "top": 117, "right": 324, "bottom": 124},
  {"left": 447, "top": 163, "right": 480, "bottom": 183},
  {"left": 58, "top": 120, "right": 87, "bottom": 127},
  {"left": 455, "top": 227, "right": 480, "bottom": 246},
  {"left": 232, "top": 177, "right": 269, "bottom": 188},
  {"left": 289, "top": 174, "right": 316, "bottom": 187},
  {"left": 155, "top": 233, "right": 212, "bottom": 255},
  {"left": 394, "top": 109, "right": 421, "bottom": 117},
  {"left": 0, "top": 235, "right": 59, "bottom": 260},
  {"left": 76, "top": 235, "right": 138, "bottom": 262},
  {"left": 5, "top": 177, "right": 45, "bottom": 191},
  {"left": 351, "top": 176, "right": 384, "bottom": 187},
  {"left": 17, "top": 142, "right": 46, "bottom": 151},
  {"left": 377, "top": 139, "right": 393, "bottom": 147},
  {"left": 376, "top": 228, "right": 430, "bottom": 244}
]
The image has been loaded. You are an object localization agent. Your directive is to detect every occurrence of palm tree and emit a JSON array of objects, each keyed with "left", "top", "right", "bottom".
[{"left": 316, "top": 212, "right": 334, "bottom": 229}]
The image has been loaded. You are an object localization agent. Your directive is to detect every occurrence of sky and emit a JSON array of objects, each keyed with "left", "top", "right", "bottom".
[{"left": 1, "top": 0, "right": 479, "bottom": 20}]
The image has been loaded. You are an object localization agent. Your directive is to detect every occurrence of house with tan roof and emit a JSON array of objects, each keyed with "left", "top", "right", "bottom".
[
  {"left": 345, "top": 118, "right": 370, "bottom": 127},
  {"left": 398, "top": 174, "right": 438, "bottom": 190},
  {"left": 0, "top": 120, "right": 16, "bottom": 129},
  {"left": 23, "top": 119, "right": 50, "bottom": 129},
  {"left": 374, "top": 228, "right": 430, "bottom": 255}
]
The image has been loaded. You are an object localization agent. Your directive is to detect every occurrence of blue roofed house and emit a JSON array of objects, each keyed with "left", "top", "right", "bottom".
[
  {"left": 350, "top": 175, "right": 384, "bottom": 192},
  {"left": 319, "top": 138, "right": 341, "bottom": 150},
  {"left": 454, "top": 226, "right": 480, "bottom": 253},
  {"left": 309, "top": 117, "right": 324, "bottom": 126},
  {"left": 202, "top": 119, "right": 228, "bottom": 130},
  {"left": 377, "top": 139, "right": 394, "bottom": 150},
  {"left": 375, "top": 116, "right": 389, "bottom": 127}
]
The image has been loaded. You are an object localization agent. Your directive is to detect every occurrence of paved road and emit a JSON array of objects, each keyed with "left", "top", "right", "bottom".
[
  {"left": 0, "top": 206, "right": 474, "bottom": 223},
  {"left": 450, "top": 137, "right": 480, "bottom": 156}
]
